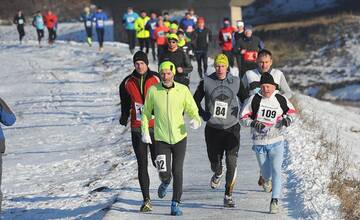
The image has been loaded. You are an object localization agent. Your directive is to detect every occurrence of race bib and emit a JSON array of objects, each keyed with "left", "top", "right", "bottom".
[
  {"left": 243, "top": 51, "right": 258, "bottom": 62},
  {"left": 150, "top": 22, "right": 156, "bottom": 30},
  {"left": 127, "top": 17, "right": 135, "bottom": 23},
  {"left": 157, "top": 31, "right": 165, "bottom": 37},
  {"left": 86, "top": 20, "right": 92, "bottom": 27},
  {"left": 213, "top": 101, "right": 228, "bottom": 119},
  {"left": 98, "top": 20, "right": 104, "bottom": 27},
  {"left": 223, "top": 32, "right": 232, "bottom": 42},
  {"left": 257, "top": 105, "right": 279, "bottom": 125},
  {"left": 18, "top": 19, "right": 24, "bottom": 24},
  {"left": 134, "top": 102, "right": 143, "bottom": 121},
  {"left": 156, "top": 155, "right": 167, "bottom": 172}
]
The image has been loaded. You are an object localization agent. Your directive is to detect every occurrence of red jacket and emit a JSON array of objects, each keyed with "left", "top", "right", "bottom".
[
  {"left": 44, "top": 13, "right": 58, "bottom": 29},
  {"left": 154, "top": 26, "right": 170, "bottom": 46},
  {"left": 119, "top": 70, "right": 160, "bottom": 128},
  {"left": 218, "top": 26, "right": 236, "bottom": 51}
]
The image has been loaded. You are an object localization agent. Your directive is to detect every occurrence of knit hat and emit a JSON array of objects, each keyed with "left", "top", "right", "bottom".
[
  {"left": 236, "top": 20, "right": 244, "bottom": 27},
  {"left": 167, "top": 33, "right": 179, "bottom": 42},
  {"left": 170, "top": 23, "right": 178, "bottom": 30},
  {"left": 133, "top": 51, "right": 149, "bottom": 65},
  {"left": 245, "top": 25, "right": 253, "bottom": 31},
  {"left": 214, "top": 54, "right": 229, "bottom": 67},
  {"left": 260, "top": 73, "right": 277, "bottom": 86},
  {"left": 159, "top": 61, "right": 176, "bottom": 75},
  {"left": 197, "top": 17, "right": 205, "bottom": 24}
]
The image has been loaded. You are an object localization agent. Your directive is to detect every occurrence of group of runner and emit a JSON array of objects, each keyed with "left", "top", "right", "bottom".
[{"left": 119, "top": 12, "right": 296, "bottom": 214}]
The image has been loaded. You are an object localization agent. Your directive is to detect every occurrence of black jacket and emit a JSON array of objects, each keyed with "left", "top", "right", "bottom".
[{"left": 193, "top": 27, "right": 212, "bottom": 51}]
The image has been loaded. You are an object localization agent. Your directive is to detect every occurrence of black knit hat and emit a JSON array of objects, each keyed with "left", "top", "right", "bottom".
[
  {"left": 133, "top": 51, "right": 149, "bottom": 65},
  {"left": 260, "top": 73, "right": 277, "bottom": 86}
]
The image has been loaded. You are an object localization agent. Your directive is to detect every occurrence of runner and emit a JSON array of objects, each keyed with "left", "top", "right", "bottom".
[
  {"left": 43, "top": 10, "right": 58, "bottom": 45},
  {"left": 154, "top": 19, "right": 169, "bottom": 63},
  {"left": 218, "top": 17, "right": 236, "bottom": 68},
  {"left": 193, "top": 54, "right": 247, "bottom": 207},
  {"left": 13, "top": 10, "right": 26, "bottom": 44},
  {"left": 119, "top": 51, "right": 160, "bottom": 212},
  {"left": 135, "top": 10, "right": 150, "bottom": 54},
  {"left": 0, "top": 98, "right": 16, "bottom": 212},
  {"left": 141, "top": 61, "right": 201, "bottom": 216},
  {"left": 80, "top": 7, "right": 94, "bottom": 47},
  {"left": 236, "top": 25, "right": 264, "bottom": 78},
  {"left": 93, "top": 7, "right": 108, "bottom": 51},
  {"left": 193, "top": 17, "right": 212, "bottom": 78},
  {"left": 158, "top": 34, "right": 193, "bottom": 87},
  {"left": 240, "top": 73, "right": 296, "bottom": 214},
  {"left": 122, "top": 7, "right": 139, "bottom": 54},
  {"left": 32, "top": 11, "right": 45, "bottom": 47}
]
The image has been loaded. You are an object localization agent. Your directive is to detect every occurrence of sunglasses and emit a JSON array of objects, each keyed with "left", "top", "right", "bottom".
[{"left": 168, "top": 40, "right": 178, "bottom": 44}]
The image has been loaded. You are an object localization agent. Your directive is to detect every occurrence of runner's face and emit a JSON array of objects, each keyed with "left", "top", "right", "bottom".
[
  {"left": 215, "top": 64, "right": 227, "bottom": 79},
  {"left": 160, "top": 70, "right": 174, "bottom": 86},
  {"left": 260, "top": 84, "right": 276, "bottom": 98},
  {"left": 168, "top": 40, "right": 178, "bottom": 50},
  {"left": 245, "top": 30, "right": 252, "bottom": 37},
  {"left": 257, "top": 55, "right": 272, "bottom": 73},
  {"left": 134, "top": 61, "right": 148, "bottom": 75}
]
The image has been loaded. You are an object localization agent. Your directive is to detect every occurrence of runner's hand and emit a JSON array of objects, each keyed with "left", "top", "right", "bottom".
[
  {"left": 190, "top": 119, "right": 201, "bottom": 129},
  {"left": 141, "top": 132, "right": 152, "bottom": 144}
]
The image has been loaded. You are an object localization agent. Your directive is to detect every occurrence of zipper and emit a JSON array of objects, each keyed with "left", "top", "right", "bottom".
[{"left": 166, "top": 90, "right": 172, "bottom": 144}]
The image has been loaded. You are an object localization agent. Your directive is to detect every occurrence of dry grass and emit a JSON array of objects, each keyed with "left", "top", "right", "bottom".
[{"left": 293, "top": 95, "right": 360, "bottom": 219}]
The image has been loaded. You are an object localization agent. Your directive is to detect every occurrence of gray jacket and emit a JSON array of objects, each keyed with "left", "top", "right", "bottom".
[{"left": 194, "top": 72, "right": 241, "bottom": 130}]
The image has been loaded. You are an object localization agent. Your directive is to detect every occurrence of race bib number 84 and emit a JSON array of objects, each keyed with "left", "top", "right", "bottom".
[{"left": 213, "top": 101, "right": 228, "bottom": 119}]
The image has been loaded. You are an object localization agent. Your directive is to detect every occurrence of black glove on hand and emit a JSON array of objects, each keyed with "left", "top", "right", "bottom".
[
  {"left": 119, "top": 114, "right": 128, "bottom": 126},
  {"left": 251, "top": 120, "right": 265, "bottom": 133},
  {"left": 199, "top": 110, "right": 211, "bottom": 121},
  {"left": 281, "top": 117, "right": 292, "bottom": 127}
]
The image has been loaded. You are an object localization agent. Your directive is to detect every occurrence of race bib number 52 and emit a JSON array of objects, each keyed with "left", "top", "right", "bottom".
[
  {"left": 213, "top": 101, "right": 228, "bottom": 119},
  {"left": 156, "top": 155, "right": 167, "bottom": 172}
]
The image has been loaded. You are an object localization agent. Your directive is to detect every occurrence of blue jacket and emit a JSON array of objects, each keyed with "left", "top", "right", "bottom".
[
  {"left": 80, "top": 12, "right": 94, "bottom": 28},
  {"left": 145, "top": 18, "right": 158, "bottom": 39},
  {"left": 0, "top": 99, "right": 16, "bottom": 153},
  {"left": 122, "top": 12, "right": 139, "bottom": 30},
  {"left": 93, "top": 11, "right": 108, "bottom": 29},
  {"left": 179, "top": 18, "right": 195, "bottom": 31}
]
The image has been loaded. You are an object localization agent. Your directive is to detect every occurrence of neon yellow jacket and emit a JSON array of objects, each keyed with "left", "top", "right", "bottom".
[
  {"left": 141, "top": 82, "right": 201, "bottom": 144},
  {"left": 134, "top": 16, "right": 150, "bottom": 38}
]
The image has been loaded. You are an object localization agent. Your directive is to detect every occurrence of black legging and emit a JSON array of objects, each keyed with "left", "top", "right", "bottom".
[
  {"left": 17, "top": 25, "right": 25, "bottom": 42},
  {"left": 150, "top": 38, "right": 156, "bottom": 60},
  {"left": 222, "top": 50, "right": 234, "bottom": 68},
  {"left": 96, "top": 28, "right": 105, "bottom": 48},
  {"left": 47, "top": 27, "right": 56, "bottom": 43},
  {"left": 126, "top": 29, "right": 136, "bottom": 51},
  {"left": 131, "top": 131, "right": 156, "bottom": 201},
  {"left": 195, "top": 50, "right": 208, "bottom": 78},
  {"left": 36, "top": 29, "right": 44, "bottom": 43},
  {"left": 155, "top": 137, "right": 187, "bottom": 202},
  {"left": 85, "top": 27, "right": 92, "bottom": 38},
  {"left": 205, "top": 124, "right": 240, "bottom": 196},
  {"left": 138, "top": 38, "right": 149, "bottom": 54},
  {"left": 157, "top": 45, "right": 166, "bottom": 65}
]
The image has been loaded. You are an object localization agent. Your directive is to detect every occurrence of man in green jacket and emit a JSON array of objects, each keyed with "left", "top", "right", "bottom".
[
  {"left": 135, "top": 10, "right": 150, "bottom": 54},
  {"left": 141, "top": 61, "right": 201, "bottom": 216}
]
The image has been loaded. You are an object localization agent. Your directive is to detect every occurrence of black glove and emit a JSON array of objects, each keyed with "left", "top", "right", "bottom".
[
  {"left": 200, "top": 111, "right": 211, "bottom": 121},
  {"left": 280, "top": 117, "right": 292, "bottom": 127},
  {"left": 251, "top": 120, "right": 265, "bottom": 133},
  {"left": 119, "top": 114, "right": 128, "bottom": 126}
]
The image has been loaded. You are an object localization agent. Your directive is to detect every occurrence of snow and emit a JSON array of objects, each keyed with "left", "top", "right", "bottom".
[{"left": 0, "top": 20, "right": 359, "bottom": 219}]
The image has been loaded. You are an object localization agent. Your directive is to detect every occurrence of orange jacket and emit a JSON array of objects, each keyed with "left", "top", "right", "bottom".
[{"left": 44, "top": 13, "right": 58, "bottom": 29}]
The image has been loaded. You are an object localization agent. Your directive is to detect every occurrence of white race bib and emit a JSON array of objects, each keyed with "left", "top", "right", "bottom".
[
  {"left": 223, "top": 32, "right": 231, "bottom": 41},
  {"left": 150, "top": 23, "right": 156, "bottom": 30},
  {"left": 213, "top": 101, "right": 228, "bottom": 119},
  {"left": 257, "top": 105, "right": 279, "bottom": 124},
  {"left": 127, "top": 17, "right": 135, "bottom": 23},
  {"left": 98, "top": 20, "right": 104, "bottom": 27},
  {"left": 86, "top": 20, "right": 92, "bottom": 27},
  {"left": 156, "top": 155, "right": 167, "bottom": 172},
  {"left": 134, "top": 102, "right": 143, "bottom": 121},
  {"left": 157, "top": 31, "right": 165, "bottom": 37},
  {"left": 18, "top": 19, "right": 24, "bottom": 24}
]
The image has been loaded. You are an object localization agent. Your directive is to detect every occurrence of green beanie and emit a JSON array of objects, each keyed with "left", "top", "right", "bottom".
[{"left": 159, "top": 61, "right": 176, "bottom": 75}]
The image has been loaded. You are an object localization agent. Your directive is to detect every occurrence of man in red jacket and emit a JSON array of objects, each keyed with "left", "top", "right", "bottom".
[
  {"left": 218, "top": 17, "right": 236, "bottom": 68},
  {"left": 119, "top": 51, "right": 160, "bottom": 212},
  {"left": 43, "top": 10, "right": 58, "bottom": 44}
]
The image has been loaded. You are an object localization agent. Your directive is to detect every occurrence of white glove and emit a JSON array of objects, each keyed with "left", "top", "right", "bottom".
[
  {"left": 190, "top": 119, "right": 201, "bottom": 129},
  {"left": 141, "top": 132, "right": 152, "bottom": 144}
]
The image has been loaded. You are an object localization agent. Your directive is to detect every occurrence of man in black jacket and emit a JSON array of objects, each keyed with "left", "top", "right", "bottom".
[
  {"left": 159, "top": 33, "right": 193, "bottom": 86},
  {"left": 13, "top": 10, "right": 26, "bottom": 44},
  {"left": 193, "top": 17, "right": 212, "bottom": 79}
]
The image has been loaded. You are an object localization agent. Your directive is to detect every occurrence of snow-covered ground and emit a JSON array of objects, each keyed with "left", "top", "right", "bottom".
[{"left": 0, "top": 21, "right": 359, "bottom": 219}]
